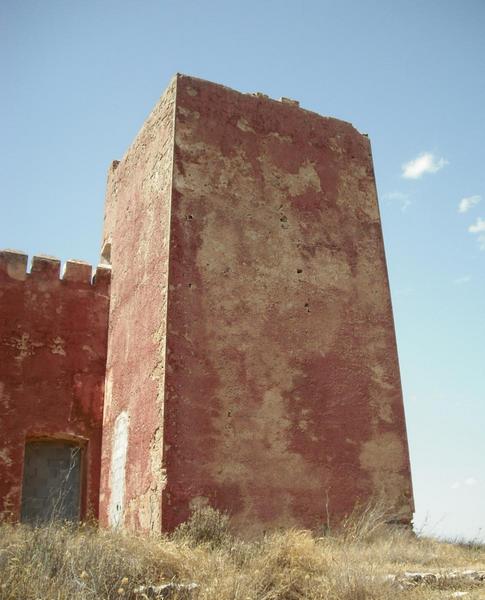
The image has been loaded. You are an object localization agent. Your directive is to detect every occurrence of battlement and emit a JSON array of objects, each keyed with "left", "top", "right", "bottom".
[{"left": 0, "top": 250, "right": 111, "bottom": 289}]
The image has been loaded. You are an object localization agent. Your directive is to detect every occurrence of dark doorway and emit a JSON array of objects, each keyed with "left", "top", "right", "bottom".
[{"left": 20, "top": 440, "right": 82, "bottom": 524}]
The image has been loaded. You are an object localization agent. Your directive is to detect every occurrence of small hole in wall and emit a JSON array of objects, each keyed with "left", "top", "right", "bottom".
[
  {"left": 297, "top": 269, "right": 302, "bottom": 274},
  {"left": 280, "top": 215, "right": 289, "bottom": 229},
  {"left": 188, "top": 283, "right": 192, "bottom": 288},
  {"left": 304, "top": 302, "right": 310, "bottom": 313},
  {"left": 186, "top": 214, "right": 193, "bottom": 220}
]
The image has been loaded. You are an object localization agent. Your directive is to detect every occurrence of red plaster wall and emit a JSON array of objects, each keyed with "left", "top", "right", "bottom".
[
  {"left": 99, "top": 74, "right": 413, "bottom": 534},
  {"left": 0, "top": 251, "right": 110, "bottom": 520},
  {"left": 162, "top": 76, "right": 414, "bottom": 533},
  {"left": 98, "top": 79, "right": 176, "bottom": 531}
]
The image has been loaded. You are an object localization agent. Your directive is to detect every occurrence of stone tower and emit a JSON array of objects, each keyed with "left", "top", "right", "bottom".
[{"left": 98, "top": 74, "right": 414, "bottom": 533}]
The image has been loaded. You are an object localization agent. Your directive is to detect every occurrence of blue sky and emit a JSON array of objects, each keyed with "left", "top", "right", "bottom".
[{"left": 1, "top": 0, "right": 484, "bottom": 541}]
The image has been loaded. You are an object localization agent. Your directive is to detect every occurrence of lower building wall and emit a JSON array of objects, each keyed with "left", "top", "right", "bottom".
[{"left": 0, "top": 250, "right": 110, "bottom": 521}]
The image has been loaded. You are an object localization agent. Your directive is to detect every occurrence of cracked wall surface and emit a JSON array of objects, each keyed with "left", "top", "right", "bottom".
[{"left": 0, "top": 251, "right": 110, "bottom": 520}]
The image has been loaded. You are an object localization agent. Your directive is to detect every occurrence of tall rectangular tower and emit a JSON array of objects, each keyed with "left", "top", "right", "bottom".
[{"left": 99, "top": 75, "right": 413, "bottom": 533}]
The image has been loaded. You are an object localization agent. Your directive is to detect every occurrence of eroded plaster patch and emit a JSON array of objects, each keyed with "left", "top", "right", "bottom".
[
  {"left": 6, "top": 333, "right": 43, "bottom": 361},
  {"left": 50, "top": 337, "right": 66, "bottom": 356},
  {"left": 0, "top": 447, "right": 13, "bottom": 467},
  {"left": 108, "top": 411, "right": 129, "bottom": 527},
  {"left": 258, "top": 155, "right": 322, "bottom": 196},
  {"left": 360, "top": 431, "right": 405, "bottom": 474},
  {"left": 237, "top": 117, "right": 255, "bottom": 133}
]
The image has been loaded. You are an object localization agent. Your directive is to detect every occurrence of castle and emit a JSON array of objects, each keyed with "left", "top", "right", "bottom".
[{"left": 0, "top": 75, "right": 414, "bottom": 533}]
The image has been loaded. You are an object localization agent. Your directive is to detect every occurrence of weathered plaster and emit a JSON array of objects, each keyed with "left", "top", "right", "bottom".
[
  {"left": 98, "top": 78, "right": 176, "bottom": 531},
  {"left": 108, "top": 410, "right": 129, "bottom": 527},
  {"left": 0, "top": 251, "right": 110, "bottom": 520},
  {"left": 1, "top": 75, "right": 413, "bottom": 533},
  {"left": 103, "top": 74, "right": 413, "bottom": 533}
]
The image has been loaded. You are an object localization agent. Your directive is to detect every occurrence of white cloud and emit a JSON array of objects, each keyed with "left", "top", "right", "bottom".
[
  {"left": 401, "top": 152, "right": 448, "bottom": 179},
  {"left": 383, "top": 191, "right": 411, "bottom": 211},
  {"left": 468, "top": 218, "right": 485, "bottom": 250},
  {"left": 468, "top": 217, "right": 485, "bottom": 234},
  {"left": 458, "top": 195, "right": 481, "bottom": 213},
  {"left": 452, "top": 477, "right": 478, "bottom": 489},
  {"left": 453, "top": 275, "right": 471, "bottom": 285}
]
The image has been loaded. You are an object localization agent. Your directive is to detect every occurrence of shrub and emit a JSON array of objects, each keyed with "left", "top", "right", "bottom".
[{"left": 171, "top": 505, "right": 232, "bottom": 548}]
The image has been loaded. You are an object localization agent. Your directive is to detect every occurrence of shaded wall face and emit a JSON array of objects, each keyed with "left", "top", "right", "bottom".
[
  {"left": 0, "top": 252, "right": 110, "bottom": 521},
  {"left": 162, "top": 76, "right": 413, "bottom": 532},
  {"left": 98, "top": 81, "right": 176, "bottom": 531}
]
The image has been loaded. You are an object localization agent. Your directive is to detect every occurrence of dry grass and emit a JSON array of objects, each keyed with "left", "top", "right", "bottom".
[{"left": 1, "top": 505, "right": 484, "bottom": 600}]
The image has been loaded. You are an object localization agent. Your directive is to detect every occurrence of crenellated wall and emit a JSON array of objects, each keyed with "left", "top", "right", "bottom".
[{"left": 0, "top": 250, "right": 110, "bottom": 520}]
